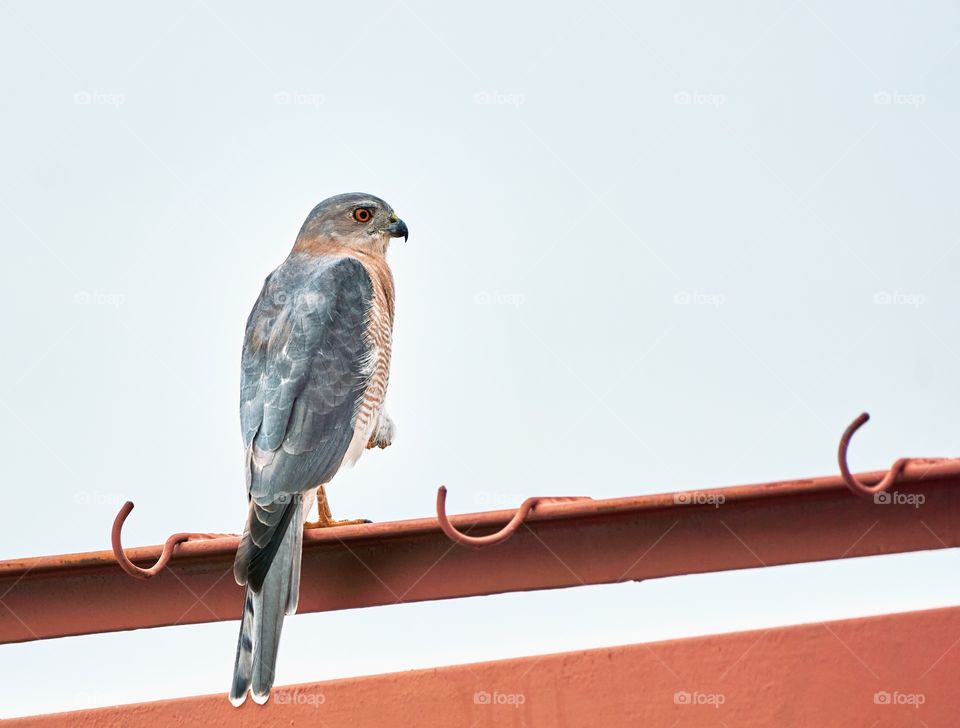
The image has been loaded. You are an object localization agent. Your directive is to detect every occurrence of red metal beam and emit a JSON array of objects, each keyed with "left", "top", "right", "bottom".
[
  {"left": 9, "top": 604, "right": 960, "bottom": 726},
  {"left": 2, "top": 460, "right": 959, "bottom": 644}
]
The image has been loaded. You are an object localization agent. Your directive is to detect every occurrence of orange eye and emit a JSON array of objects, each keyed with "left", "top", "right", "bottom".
[{"left": 353, "top": 207, "right": 373, "bottom": 223}]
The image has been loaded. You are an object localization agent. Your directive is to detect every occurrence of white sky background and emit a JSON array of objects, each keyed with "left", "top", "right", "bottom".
[{"left": 2, "top": 0, "right": 960, "bottom": 718}]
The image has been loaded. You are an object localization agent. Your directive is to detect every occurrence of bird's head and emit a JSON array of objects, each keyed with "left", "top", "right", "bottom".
[{"left": 292, "top": 192, "right": 408, "bottom": 256}]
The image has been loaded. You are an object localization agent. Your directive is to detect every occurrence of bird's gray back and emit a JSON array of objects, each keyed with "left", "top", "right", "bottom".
[{"left": 240, "top": 253, "right": 373, "bottom": 505}]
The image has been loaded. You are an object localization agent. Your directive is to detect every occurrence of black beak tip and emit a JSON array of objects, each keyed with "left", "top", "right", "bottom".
[{"left": 390, "top": 219, "right": 409, "bottom": 242}]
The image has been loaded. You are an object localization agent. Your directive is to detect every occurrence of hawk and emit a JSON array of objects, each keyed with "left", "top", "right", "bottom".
[{"left": 229, "top": 193, "right": 407, "bottom": 706}]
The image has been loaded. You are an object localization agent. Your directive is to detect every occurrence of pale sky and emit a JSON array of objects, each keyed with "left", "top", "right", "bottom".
[{"left": 2, "top": 0, "right": 960, "bottom": 718}]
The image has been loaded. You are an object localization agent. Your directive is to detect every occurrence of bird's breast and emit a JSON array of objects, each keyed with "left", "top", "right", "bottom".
[{"left": 343, "top": 253, "right": 395, "bottom": 465}]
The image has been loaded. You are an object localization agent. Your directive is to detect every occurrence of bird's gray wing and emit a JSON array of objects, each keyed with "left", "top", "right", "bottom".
[
  {"left": 231, "top": 254, "right": 372, "bottom": 706},
  {"left": 235, "top": 254, "right": 372, "bottom": 589}
]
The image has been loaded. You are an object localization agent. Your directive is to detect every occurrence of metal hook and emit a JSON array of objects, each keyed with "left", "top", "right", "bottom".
[
  {"left": 436, "top": 486, "right": 588, "bottom": 548},
  {"left": 838, "top": 412, "right": 908, "bottom": 497},
  {"left": 111, "top": 501, "right": 196, "bottom": 579}
]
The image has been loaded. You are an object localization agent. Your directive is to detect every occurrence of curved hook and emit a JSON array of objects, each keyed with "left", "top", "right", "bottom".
[
  {"left": 838, "top": 412, "right": 908, "bottom": 497},
  {"left": 436, "top": 487, "right": 591, "bottom": 548},
  {"left": 111, "top": 501, "right": 193, "bottom": 579},
  {"left": 436, "top": 486, "right": 546, "bottom": 548}
]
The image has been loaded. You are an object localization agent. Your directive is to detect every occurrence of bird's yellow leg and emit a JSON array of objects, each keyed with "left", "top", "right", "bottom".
[{"left": 304, "top": 485, "right": 371, "bottom": 529}]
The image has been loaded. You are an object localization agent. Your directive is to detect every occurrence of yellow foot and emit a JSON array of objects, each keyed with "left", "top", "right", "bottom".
[
  {"left": 308, "top": 484, "right": 372, "bottom": 529},
  {"left": 304, "top": 516, "right": 372, "bottom": 529}
]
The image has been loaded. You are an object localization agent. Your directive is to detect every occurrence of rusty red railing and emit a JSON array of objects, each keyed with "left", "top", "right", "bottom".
[{"left": 2, "top": 413, "right": 957, "bottom": 645}]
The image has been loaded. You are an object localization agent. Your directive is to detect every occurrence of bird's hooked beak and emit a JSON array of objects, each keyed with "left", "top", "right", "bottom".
[{"left": 387, "top": 213, "right": 408, "bottom": 242}]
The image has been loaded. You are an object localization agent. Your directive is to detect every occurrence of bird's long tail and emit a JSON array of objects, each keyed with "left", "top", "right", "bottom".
[{"left": 230, "top": 495, "right": 305, "bottom": 706}]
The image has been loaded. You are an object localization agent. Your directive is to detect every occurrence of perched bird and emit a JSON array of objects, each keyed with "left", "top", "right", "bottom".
[{"left": 230, "top": 193, "right": 407, "bottom": 706}]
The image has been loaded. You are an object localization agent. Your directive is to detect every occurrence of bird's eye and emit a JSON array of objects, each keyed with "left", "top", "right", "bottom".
[{"left": 353, "top": 207, "right": 373, "bottom": 223}]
